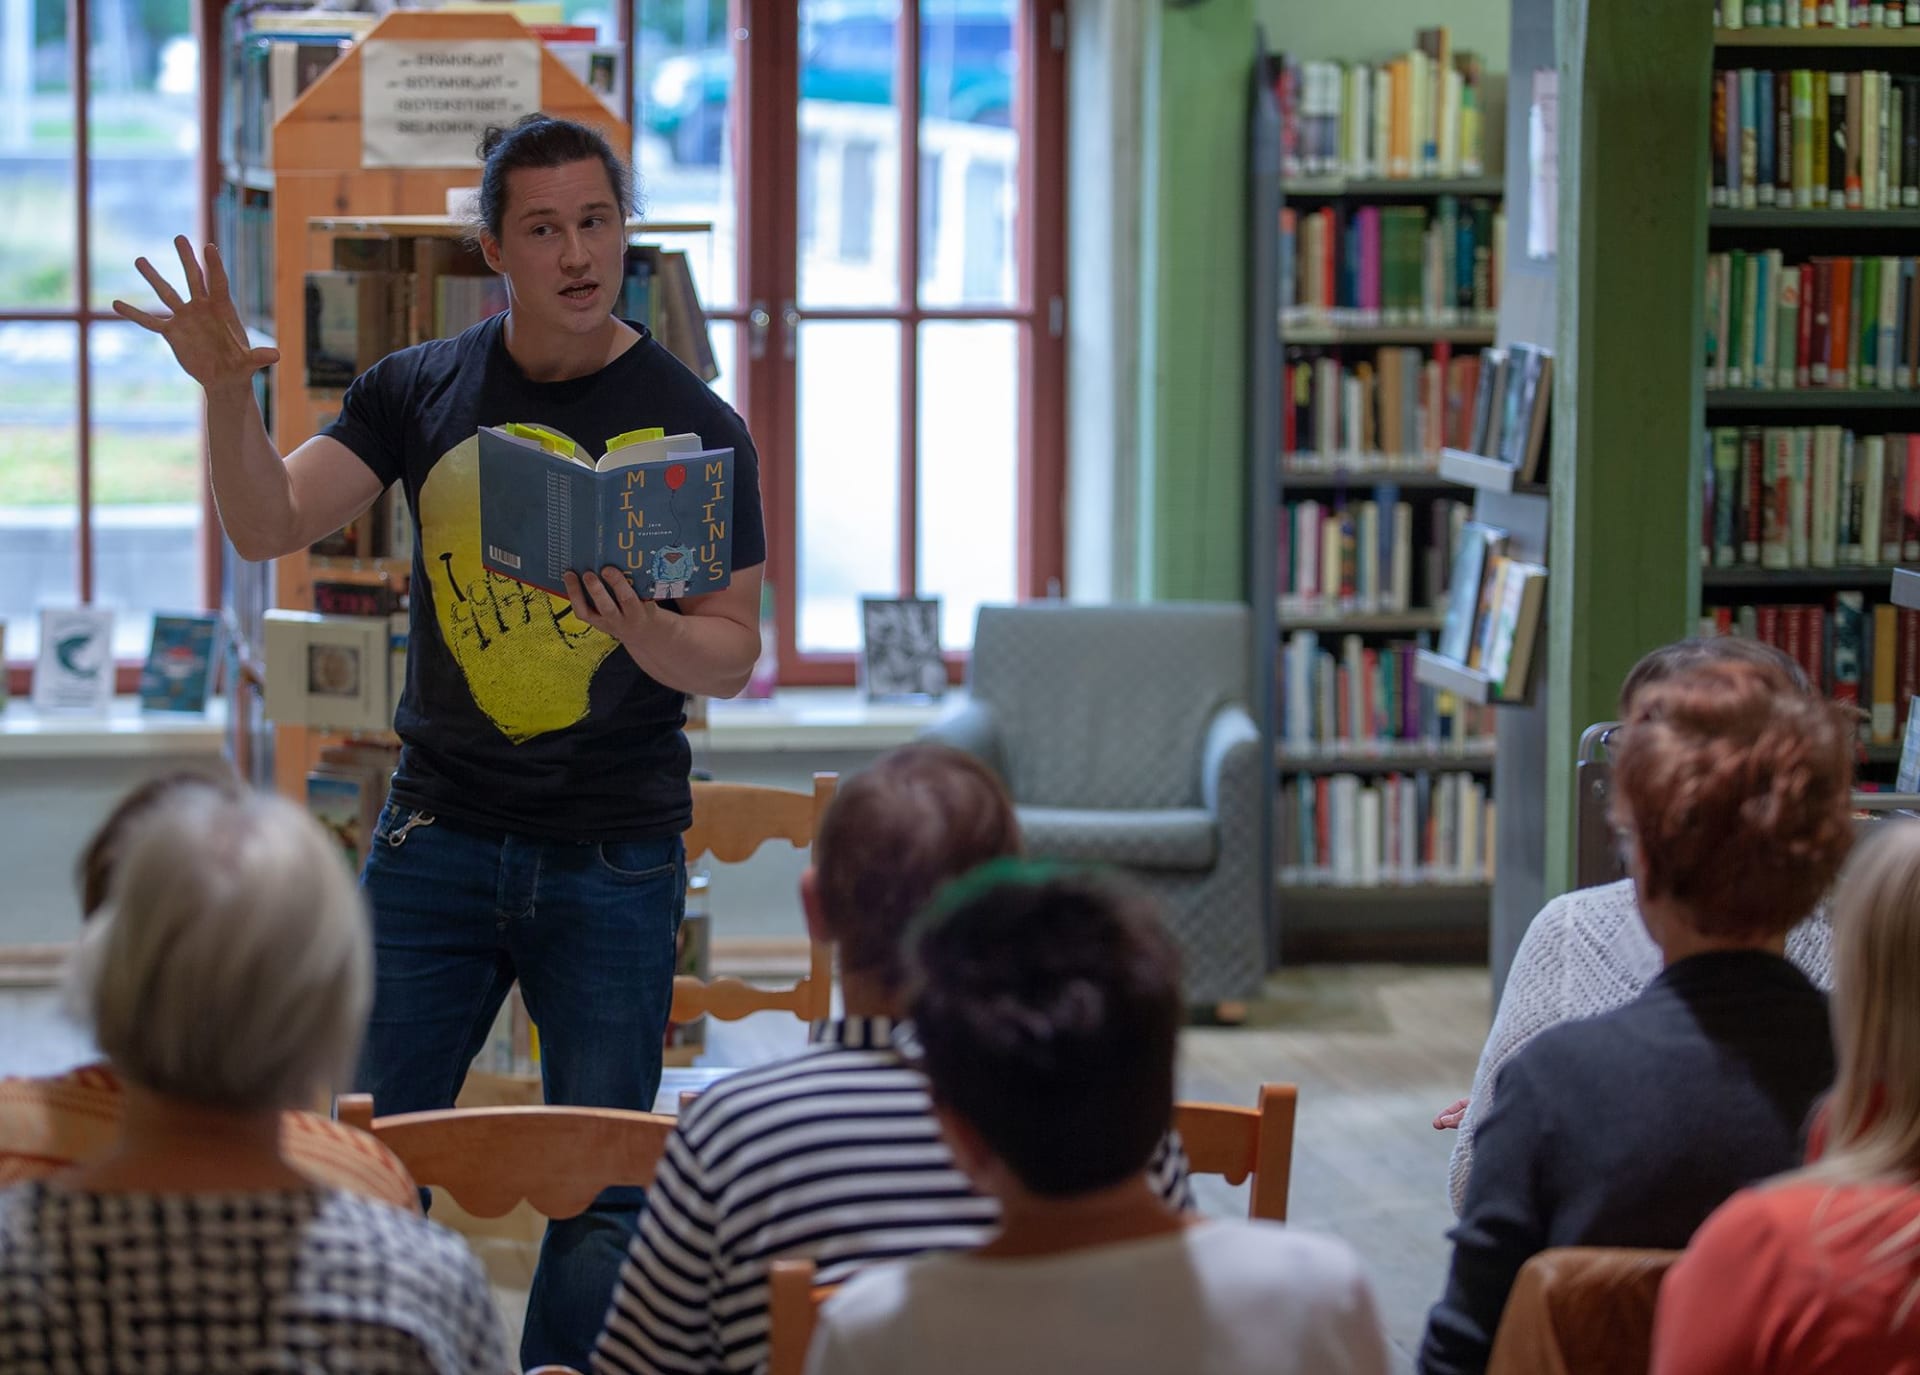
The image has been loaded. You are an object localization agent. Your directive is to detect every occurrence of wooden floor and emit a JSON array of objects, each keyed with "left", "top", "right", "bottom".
[{"left": 0, "top": 964, "right": 1489, "bottom": 1373}]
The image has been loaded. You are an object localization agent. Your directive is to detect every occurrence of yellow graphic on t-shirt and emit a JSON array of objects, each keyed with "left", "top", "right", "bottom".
[{"left": 418, "top": 436, "right": 619, "bottom": 743}]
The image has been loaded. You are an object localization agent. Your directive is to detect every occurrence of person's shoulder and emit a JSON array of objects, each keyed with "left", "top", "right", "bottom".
[
  {"left": 619, "top": 332, "right": 752, "bottom": 442},
  {"left": 1200, "top": 1219, "right": 1369, "bottom": 1288},
  {"left": 821, "top": 1253, "right": 926, "bottom": 1329},
  {"left": 311, "top": 1190, "right": 485, "bottom": 1283},
  {"left": 677, "top": 1043, "right": 917, "bottom": 1150}
]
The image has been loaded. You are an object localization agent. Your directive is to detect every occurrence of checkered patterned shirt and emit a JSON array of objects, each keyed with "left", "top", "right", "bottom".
[
  {"left": 591, "top": 1016, "right": 1194, "bottom": 1375},
  {"left": 0, "top": 1182, "right": 507, "bottom": 1375}
]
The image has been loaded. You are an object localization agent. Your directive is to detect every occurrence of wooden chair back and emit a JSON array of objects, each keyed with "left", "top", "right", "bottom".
[
  {"left": 768, "top": 1257, "right": 828, "bottom": 1375},
  {"left": 673, "top": 773, "right": 838, "bottom": 1025},
  {"left": 1173, "top": 1082, "right": 1298, "bottom": 1222},
  {"left": 1486, "top": 1246, "right": 1681, "bottom": 1375},
  {"left": 336, "top": 1093, "right": 673, "bottom": 1219}
]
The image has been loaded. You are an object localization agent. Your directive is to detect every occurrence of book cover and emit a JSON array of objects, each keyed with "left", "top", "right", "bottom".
[
  {"left": 1468, "top": 347, "right": 1504, "bottom": 456},
  {"left": 139, "top": 612, "right": 220, "bottom": 713},
  {"left": 1875, "top": 603, "right": 1900, "bottom": 742},
  {"left": 306, "top": 767, "right": 380, "bottom": 874},
  {"left": 1437, "top": 521, "right": 1506, "bottom": 665},
  {"left": 477, "top": 425, "right": 736, "bottom": 600},
  {"left": 1495, "top": 347, "right": 1534, "bottom": 470},
  {"left": 32, "top": 606, "right": 115, "bottom": 713},
  {"left": 1469, "top": 555, "right": 1510, "bottom": 670},
  {"left": 1834, "top": 591, "right": 1866, "bottom": 722},
  {"left": 1762, "top": 428, "right": 1792, "bottom": 569}
]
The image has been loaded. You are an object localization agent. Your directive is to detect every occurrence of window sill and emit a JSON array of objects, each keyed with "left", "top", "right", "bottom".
[
  {"left": 0, "top": 697, "right": 230, "bottom": 761},
  {"left": 699, "top": 687, "right": 961, "bottom": 754}
]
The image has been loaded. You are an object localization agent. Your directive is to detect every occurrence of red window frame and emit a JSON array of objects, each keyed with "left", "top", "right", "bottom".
[{"left": 731, "top": 0, "right": 1068, "bottom": 686}]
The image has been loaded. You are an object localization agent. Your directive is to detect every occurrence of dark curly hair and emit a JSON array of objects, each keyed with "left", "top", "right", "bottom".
[{"left": 1610, "top": 657, "right": 1854, "bottom": 940}]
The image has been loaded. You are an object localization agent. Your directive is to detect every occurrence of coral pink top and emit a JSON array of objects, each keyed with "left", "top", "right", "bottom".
[{"left": 1652, "top": 1178, "right": 1920, "bottom": 1375}]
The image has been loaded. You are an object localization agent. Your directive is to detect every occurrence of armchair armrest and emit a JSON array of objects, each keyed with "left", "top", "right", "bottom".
[
  {"left": 1200, "top": 703, "right": 1261, "bottom": 815},
  {"left": 918, "top": 699, "right": 1005, "bottom": 779}
]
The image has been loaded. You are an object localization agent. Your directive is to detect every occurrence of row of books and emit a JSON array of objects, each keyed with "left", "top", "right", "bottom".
[
  {"left": 1703, "top": 426, "right": 1920, "bottom": 568},
  {"left": 1706, "top": 252, "right": 1920, "bottom": 391},
  {"left": 310, "top": 482, "right": 413, "bottom": 564},
  {"left": 1465, "top": 344, "right": 1554, "bottom": 482},
  {"left": 1278, "top": 497, "right": 1474, "bottom": 616},
  {"left": 1278, "top": 771, "right": 1494, "bottom": 887},
  {"left": 1716, "top": 1, "right": 1920, "bottom": 28},
  {"left": 1282, "top": 345, "right": 1480, "bottom": 460},
  {"left": 213, "top": 184, "right": 274, "bottom": 333},
  {"left": 1279, "top": 631, "right": 1496, "bottom": 754},
  {"left": 1700, "top": 599, "right": 1920, "bottom": 743},
  {"left": 1270, "top": 27, "right": 1497, "bottom": 181},
  {"left": 304, "top": 738, "right": 399, "bottom": 874},
  {"left": 1711, "top": 68, "right": 1920, "bottom": 212},
  {"left": 1281, "top": 199, "right": 1504, "bottom": 328},
  {"left": 1437, "top": 524, "right": 1548, "bottom": 702}
]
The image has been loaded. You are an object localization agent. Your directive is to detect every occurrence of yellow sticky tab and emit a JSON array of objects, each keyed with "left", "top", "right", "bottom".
[
  {"left": 502, "top": 423, "right": 577, "bottom": 458},
  {"left": 605, "top": 427, "right": 666, "bottom": 453}
]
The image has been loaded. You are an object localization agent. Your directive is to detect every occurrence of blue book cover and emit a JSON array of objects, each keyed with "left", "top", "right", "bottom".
[
  {"left": 477, "top": 424, "right": 736, "bottom": 600},
  {"left": 139, "top": 612, "right": 220, "bottom": 713}
]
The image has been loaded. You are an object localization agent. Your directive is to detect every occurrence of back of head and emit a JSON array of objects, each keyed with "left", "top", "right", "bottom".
[
  {"left": 814, "top": 744, "right": 1021, "bottom": 996},
  {"left": 1820, "top": 820, "right": 1920, "bottom": 1182},
  {"left": 75, "top": 769, "right": 244, "bottom": 919},
  {"left": 906, "top": 864, "right": 1181, "bottom": 1197},
  {"left": 68, "top": 784, "right": 371, "bottom": 1113},
  {"left": 1618, "top": 636, "right": 1812, "bottom": 715},
  {"left": 1610, "top": 657, "right": 1854, "bottom": 941}
]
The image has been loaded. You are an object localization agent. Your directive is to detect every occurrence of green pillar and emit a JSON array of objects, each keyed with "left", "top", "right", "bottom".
[
  {"left": 1138, "top": 0, "right": 1253, "bottom": 601},
  {"left": 1544, "top": 0, "right": 1709, "bottom": 891}
]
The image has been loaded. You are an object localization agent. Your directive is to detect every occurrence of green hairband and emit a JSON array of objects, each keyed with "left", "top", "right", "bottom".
[{"left": 908, "top": 855, "right": 1089, "bottom": 947}]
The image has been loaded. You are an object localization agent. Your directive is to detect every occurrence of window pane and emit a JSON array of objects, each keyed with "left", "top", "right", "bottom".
[
  {"left": 918, "top": 0, "right": 1017, "bottom": 307},
  {"left": 799, "top": 0, "right": 901, "bottom": 308},
  {"left": 705, "top": 318, "right": 738, "bottom": 409},
  {"left": 0, "top": 0, "right": 76, "bottom": 307},
  {"left": 90, "top": 322, "right": 205, "bottom": 659},
  {"left": 87, "top": 0, "right": 199, "bottom": 309},
  {"left": 635, "top": 0, "right": 738, "bottom": 307},
  {"left": 797, "top": 320, "right": 899, "bottom": 652},
  {"left": 0, "top": 322, "right": 80, "bottom": 662},
  {"left": 918, "top": 321, "right": 1016, "bottom": 646}
]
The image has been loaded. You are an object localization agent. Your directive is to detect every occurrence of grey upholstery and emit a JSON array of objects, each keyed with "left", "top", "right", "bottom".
[{"left": 922, "top": 602, "right": 1267, "bottom": 1004}]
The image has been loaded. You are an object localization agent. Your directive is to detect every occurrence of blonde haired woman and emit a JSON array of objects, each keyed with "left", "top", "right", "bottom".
[
  {"left": 0, "top": 784, "right": 506, "bottom": 1375},
  {"left": 1653, "top": 820, "right": 1920, "bottom": 1373}
]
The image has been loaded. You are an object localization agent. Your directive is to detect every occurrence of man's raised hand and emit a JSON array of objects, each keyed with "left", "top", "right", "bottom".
[{"left": 111, "top": 236, "right": 279, "bottom": 396}]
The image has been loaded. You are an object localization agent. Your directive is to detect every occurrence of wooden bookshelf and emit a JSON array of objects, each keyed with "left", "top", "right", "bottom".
[
  {"left": 1705, "top": 389, "right": 1920, "bottom": 410},
  {"left": 1282, "top": 322, "right": 1497, "bottom": 347},
  {"left": 1714, "top": 26, "right": 1920, "bottom": 48},
  {"left": 1275, "top": 745, "right": 1496, "bottom": 773},
  {"left": 1284, "top": 175, "right": 1505, "bottom": 198},
  {"left": 1710, "top": 208, "right": 1920, "bottom": 229},
  {"left": 1702, "top": 564, "right": 1902, "bottom": 588},
  {"left": 258, "top": 9, "right": 631, "bottom": 801}
]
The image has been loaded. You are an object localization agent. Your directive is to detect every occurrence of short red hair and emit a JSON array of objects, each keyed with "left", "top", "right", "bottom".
[{"left": 1610, "top": 657, "right": 1854, "bottom": 940}]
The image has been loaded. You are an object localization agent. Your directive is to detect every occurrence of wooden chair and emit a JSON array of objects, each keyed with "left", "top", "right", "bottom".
[
  {"left": 673, "top": 773, "right": 838, "bottom": 1025},
  {"left": 1174, "top": 1082, "right": 1298, "bottom": 1222},
  {"left": 768, "top": 1257, "right": 827, "bottom": 1375},
  {"left": 1485, "top": 1247, "right": 1681, "bottom": 1375},
  {"left": 335, "top": 1093, "right": 674, "bottom": 1219}
]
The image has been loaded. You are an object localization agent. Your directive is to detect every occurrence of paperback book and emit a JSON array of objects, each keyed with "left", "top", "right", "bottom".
[
  {"left": 139, "top": 612, "right": 221, "bottom": 713},
  {"left": 477, "top": 424, "right": 736, "bottom": 600}
]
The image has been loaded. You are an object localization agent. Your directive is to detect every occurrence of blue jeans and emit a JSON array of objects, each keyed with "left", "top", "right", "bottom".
[{"left": 354, "top": 800, "right": 684, "bottom": 1372}]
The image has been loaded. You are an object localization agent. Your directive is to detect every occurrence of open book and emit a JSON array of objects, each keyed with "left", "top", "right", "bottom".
[{"left": 477, "top": 423, "right": 735, "bottom": 600}]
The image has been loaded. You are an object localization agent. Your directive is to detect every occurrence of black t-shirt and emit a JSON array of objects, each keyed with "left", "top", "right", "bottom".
[{"left": 323, "top": 315, "right": 765, "bottom": 842}]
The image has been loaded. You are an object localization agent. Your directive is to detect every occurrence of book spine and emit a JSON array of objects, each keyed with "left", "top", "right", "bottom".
[
  {"left": 1907, "top": 77, "right": 1920, "bottom": 206},
  {"left": 1811, "top": 258, "right": 1832, "bottom": 386},
  {"left": 1847, "top": 71, "right": 1864, "bottom": 209},
  {"left": 1778, "top": 259, "right": 1801, "bottom": 390},
  {"left": 1903, "top": 609, "right": 1920, "bottom": 738},
  {"left": 1713, "top": 70, "right": 1730, "bottom": 206},
  {"left": 1881, "top": 255, "right": 1901, "bottom": 389},
  {"left": 1813, "top": 71, "right": 1832, "bottom": 207},
  {"left": 1832, "top": 256, "right": 1854, "bottom": 388},
  {"left": 1798, "top": 263, "right": 1815, "bottom": 388},
  {"left": 1813, "top": 427, "right": 1840, "bottom": 567},
  {"left": 1793, "top": 69, "right": 1815, "bottom": 209},
  {"left": 1840, "top": 428, "right": 1862, "bottom": 564},
  {"left": 1863, "top": 434, "right": 1887, "bottom": 567},
  {"left": 1884, "top": 433, "right": 1905, "bottom": 562},
  {"left": 1874, "top": 604, "right": 1899, "bottom": 741},
  {"left": 1778, "top": 67, "right": 1795, "bottom": 205},
  {"left": 1763, "top": 427, "right": 1792, "bottom": 569},
  {"left": 1743, "top": 70, "right": 1761, "bottom": 208},
  {"left": 1790, "top": 427, "right": 1813, "bottom": 567},
  {"left": 1906, "top": 433, "right": 1920, "bottom": 558},
  {"left": 1758, "top": 70, "right": 1777, "bottom": 205},
  {"left": 1743, "top": 426, "right": 1765, "bottom": 565},
  {"left": 1706, "top": 254, "right": 1725, "bottom": 389},
  {"left": 1715, "top": 428, "right": 1742, "bottom": 567},
  {"left": 1830, "top": 72, "right": 1849, "bottom": 206}
]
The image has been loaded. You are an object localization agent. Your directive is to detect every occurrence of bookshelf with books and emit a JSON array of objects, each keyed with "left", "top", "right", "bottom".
[
  {"left": 1700, "top": 14, "right": 1920, "bottom": 779},
  {"left": 1255, "top": 23, "right": 1512, "bottom": 954}
]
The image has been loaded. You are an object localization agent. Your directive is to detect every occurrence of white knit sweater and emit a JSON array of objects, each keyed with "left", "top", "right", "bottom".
[{"left": 1446, "top": 878, "right": 1835, "bottom": 1214}]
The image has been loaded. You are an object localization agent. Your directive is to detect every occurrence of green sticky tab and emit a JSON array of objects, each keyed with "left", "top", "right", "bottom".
[
  {"left": 501, "top": 423, "right": 577, "bottom": 457},
  {"left": 605, "top": 427, "right": 667, "bottom": 453}
]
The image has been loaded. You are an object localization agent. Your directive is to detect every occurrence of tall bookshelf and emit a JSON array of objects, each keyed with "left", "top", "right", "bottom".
[
  {"left": 1254, "top": 30, "right": 1510, "bottom": 960},
  {"left": 1699, "top": 15, "right": 1920, "bottom": 777}
]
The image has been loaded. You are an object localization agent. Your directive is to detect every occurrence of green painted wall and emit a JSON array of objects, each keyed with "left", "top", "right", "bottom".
[
  {"left": 1542, "top": 0, "right": 1709, "bottom": 891},
  {"left": 1137, "top": 0, "right": 1253, "bottom": 601}
]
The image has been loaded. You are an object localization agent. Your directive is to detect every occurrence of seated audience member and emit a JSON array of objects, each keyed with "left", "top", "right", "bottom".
[
  {"left": 805, "top": 864, "right": 1390, "bottom": 1375},
  {"left": 1439, "top": 638, "right": 1835, "bottom": 1212},
  {"left": 0, "top": 783, "right": 505, "bottom": 1375},
  {"left": 1652, "top": 820, "right": 1920, "bottom": 1374},
  {"left": 1419, "top": 656, "right": 1851, "bottom": 1375},
  {"left": 592, "top": 745, "right": 1194, "bottom": 1375},
  {"left": 0, "top": 772, "right": 420, "bottom": 1211}
]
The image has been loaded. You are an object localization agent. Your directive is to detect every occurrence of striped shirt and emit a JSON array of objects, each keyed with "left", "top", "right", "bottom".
[
  {"left": 0, "top": 1065, "right": 421, "bottom": 1213},
  {"left": 591, "top": 1017, "right": 1194, "bottom": 1375}
]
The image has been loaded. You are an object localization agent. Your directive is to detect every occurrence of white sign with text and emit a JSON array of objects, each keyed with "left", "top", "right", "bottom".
[{"left": 361, "top": 40, "right": 539, "bottom": 169}]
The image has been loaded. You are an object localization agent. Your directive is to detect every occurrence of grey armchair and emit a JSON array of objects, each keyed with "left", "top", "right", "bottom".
[{"left": 921, "top": 602, "right": 1268, "bottom": 1009}]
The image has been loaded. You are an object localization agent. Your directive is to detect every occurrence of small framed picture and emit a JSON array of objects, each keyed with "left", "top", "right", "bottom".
[
  {"left": 263, "top": 610, "right": 391, "bottom": 732},
  {"left": 859, "top": 597, "right": 947, "bottom": 702},
  {"left": 32, "top": 606, "right": 116, "bottom": 714}
]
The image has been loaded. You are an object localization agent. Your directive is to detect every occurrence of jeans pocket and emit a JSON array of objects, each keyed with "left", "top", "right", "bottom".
[{"left": 593, "top": 836, "right": 682, "bottom": 882}]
